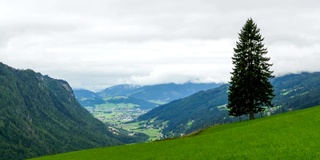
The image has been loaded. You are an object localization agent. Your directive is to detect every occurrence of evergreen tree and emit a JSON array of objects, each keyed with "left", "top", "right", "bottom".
[{"left": 228, "top": 18, "right": 274, "bottom": 120}]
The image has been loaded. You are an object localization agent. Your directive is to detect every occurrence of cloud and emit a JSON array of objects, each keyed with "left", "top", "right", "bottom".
[
  {"left": 269, "top": 43, "right": 320, "bottom": 76},
  {"left": 1, "top": 0, "right": 320, "bottom": 91},
  {"left": 130, "top": 63, "right": 231, "bottom": 85}
]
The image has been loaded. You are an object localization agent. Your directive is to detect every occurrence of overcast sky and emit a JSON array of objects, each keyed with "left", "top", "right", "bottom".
[{"left": 1, "top": 0, "right": 320, "bottom": 91}]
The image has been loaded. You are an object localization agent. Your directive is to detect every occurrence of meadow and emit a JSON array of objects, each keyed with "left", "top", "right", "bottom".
[
  {"left": 31, "top": 105, "right": 320, "bottom": 160},
  {"left": 121, "top": 122, "right": 162, "bottom": 141}
]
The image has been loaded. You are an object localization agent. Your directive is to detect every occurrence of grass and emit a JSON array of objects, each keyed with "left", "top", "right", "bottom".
[
  {"left": 31, "top": 106, "right": 320, "bottom": 160},
  {"left": 96, "top": 103, "right": 136, "bottom": 109},
  {"left": 121, "top": 122, "right": 162, "bottom": 141},
  {"left": 149, "top": 100, "right": 168, "bottom": 105}
]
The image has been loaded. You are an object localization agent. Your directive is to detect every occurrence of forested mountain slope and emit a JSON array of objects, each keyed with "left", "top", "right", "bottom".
[
  {"left": 138, "top": 72, "right": 320, "bottom": 138},
  {"left": 0, "top": 63, "right": 143, "bottom": 160},
  {"left": 137, "top": 84, "right": 229, "bottom": 137},
  {"left": 272, "top": 72, "right": 320, "bottom": 111}
]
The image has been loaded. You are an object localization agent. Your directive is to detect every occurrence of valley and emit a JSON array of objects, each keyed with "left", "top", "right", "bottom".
[
  {"left": 74, "top": 83, "right": 221, "bottom": 141},
  {"left": 2, "top": 2, "right": 319, "bottom": 160},
  {"left": 2, "top": 62, "right": 320, "bottom": 160},
  {"left": 75, "top": 72, "right": 320, "bottom": 140},
  {"left": 86, "top": 99, "right": 150, "bottom": 124},
  {"left": 84, "top": 98, "right": 163, "bottom": 141}
]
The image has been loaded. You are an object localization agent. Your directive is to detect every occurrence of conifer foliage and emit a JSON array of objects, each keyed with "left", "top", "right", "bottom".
[{"left": 228, "top": 18, "right": 274, "bottom": 120}]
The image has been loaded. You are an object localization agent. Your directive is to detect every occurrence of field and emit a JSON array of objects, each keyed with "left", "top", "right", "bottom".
[
  {"left": 32, "top": 105, "right": 320, "bottom": 160},
  {"left": 90, "top": 102, "right": 142, "bottom": 124},
  {"left": 84, "top": 97, "right": 162, "bottom": 140},
  {"left": 121, "top": 122, "right": 162, "bottom": 141}
]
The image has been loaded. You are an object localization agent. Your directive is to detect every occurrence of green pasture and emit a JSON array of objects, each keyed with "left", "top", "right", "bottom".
[
  {"left": 96, "top": 103, "right": 136, "bottom": 109},
  {"left": 121, "top": 122, "right": 162, "bottom": 141},
  {"left": 149, "top": 100, "right": 168, "bottom": 105},
  {"left": 32, "top": 106, "right": 320, "bottom": 160}
]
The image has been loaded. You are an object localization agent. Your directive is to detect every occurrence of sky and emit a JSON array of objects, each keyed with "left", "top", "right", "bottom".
[{"left": 1, "top": 0, "right": 320, "bottom": 91}]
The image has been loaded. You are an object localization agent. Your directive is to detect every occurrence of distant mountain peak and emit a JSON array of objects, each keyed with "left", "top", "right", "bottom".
[{"left": 96, "top": 82, "right": 222, "bottom": 104}]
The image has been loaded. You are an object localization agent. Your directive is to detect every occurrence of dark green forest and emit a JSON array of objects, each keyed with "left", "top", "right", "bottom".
[
  {"left": 0, "top": 63, "right": 147, "bottom": 160},
  {"left": 272, "top": 72, "right": 320, "bottom": 111}
]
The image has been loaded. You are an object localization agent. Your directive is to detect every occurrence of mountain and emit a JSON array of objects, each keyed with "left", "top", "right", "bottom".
[
  {"left": 74, "top": 83, "right": 221, "bottom": 110},
  {"left": 271, "top": 72, "right": 320, "bottom": 111},
  {"left": 97, "top": 84, "right": 140, "bottom": 98},
  {"left": 98, "top": 83, "right": 222, "bottom": 104},
  {"left": 73, "top": 89, "right": 105, "bottom": 107},
  {"left": 129, "top": 83, "right": 222, "bottom": 103},
  {"left": 105, "top": 96, "right": 157, "bottom": 110},
  {"left": 137, "top": 84, "right": 229, "bottom": 137},
  {"left": 74, "top": 88, "right": 158, "bottom": 109},
  {"left": 0, "top": 63, "right": 147, "bottom": 160},
  {"left": 137, "top": 72, "right": 320, "bottom": 138}
]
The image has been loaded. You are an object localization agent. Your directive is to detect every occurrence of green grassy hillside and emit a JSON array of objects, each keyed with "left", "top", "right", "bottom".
[{"left": 32, "top": 105, "right": 320, "bottom": 160}]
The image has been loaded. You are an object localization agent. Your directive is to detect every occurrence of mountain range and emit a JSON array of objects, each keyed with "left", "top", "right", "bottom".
[
  {"left": 97, "top": 83, "right": 221, "bottom": 103},
  {"left": 137, "top": 72, "right": 320, "bottom": 137},
  {"left": 74, "top": 83, "right": 222, "bottom": 109},
  {"left": 0, "top": 63, "right": 147, "bottom": 160},
  {"left": 72, "top": 89, "right": 105, "bottom": 107}
]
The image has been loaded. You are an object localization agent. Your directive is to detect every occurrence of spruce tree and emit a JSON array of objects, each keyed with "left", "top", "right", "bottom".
[{"left": 228, "top": 18, "right": 274, "bottom": 120}]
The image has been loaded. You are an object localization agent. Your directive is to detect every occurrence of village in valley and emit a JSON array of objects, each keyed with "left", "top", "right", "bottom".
[{"left": 84, "top": 104, "right": 163, "bottom": 141}]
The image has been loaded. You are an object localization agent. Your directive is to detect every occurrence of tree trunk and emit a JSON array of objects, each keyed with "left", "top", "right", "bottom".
[{"left": 249, "top": 112, "right": 255, "bottom": 120}]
